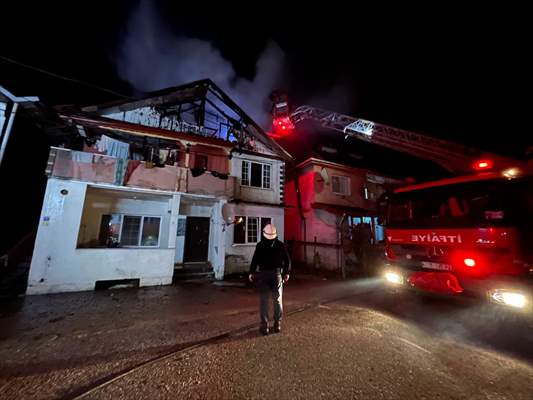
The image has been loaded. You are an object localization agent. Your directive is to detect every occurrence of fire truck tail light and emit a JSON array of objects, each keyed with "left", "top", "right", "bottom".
[{"left": 463, "top": 258, "right": 476, "bottom": 268}]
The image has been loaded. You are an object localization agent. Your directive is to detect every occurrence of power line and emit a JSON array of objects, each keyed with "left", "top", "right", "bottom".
[{"left": 0, "top": 55, "right": 135, "bottom": 100}]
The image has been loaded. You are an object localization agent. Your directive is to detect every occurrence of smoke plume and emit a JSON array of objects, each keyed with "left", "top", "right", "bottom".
[{"left": 116, "top": 1, "right": 285, "bottom": 127}]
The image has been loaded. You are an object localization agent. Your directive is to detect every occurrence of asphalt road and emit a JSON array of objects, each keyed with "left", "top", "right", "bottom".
[{"left": 1, "top": 278, "right": 532, "bottom": 399}]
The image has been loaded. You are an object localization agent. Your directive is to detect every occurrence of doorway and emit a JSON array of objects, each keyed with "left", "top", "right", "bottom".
[{"left": 183, "top": 217, "right": 210, "bottom": 262}]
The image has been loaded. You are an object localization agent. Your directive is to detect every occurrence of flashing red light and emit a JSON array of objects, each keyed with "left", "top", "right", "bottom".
[
  {"left": 473, "top": 159, "right": 494, "bottom": 171},
  {"left": 463, "top": 258, "right": 476, "bottom": 267},
  {"left": 272, "top": 116, "right": 294, "bottom": 135}
]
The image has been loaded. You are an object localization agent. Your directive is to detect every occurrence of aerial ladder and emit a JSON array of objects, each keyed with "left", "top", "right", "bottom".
[{"left": 270, "top": 92, "right": 522, "bottom": 175}]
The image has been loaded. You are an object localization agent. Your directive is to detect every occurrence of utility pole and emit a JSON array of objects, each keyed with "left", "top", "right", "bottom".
[{"left": 0, "top": 86, "right": 39, "bottom": 168}]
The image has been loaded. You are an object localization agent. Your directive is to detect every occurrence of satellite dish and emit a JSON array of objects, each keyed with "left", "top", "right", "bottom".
[
  {"left": 221, "top": 204, "right": 233, "bottom": 224},
  {"left": 320, "top": 167, "right": 330, "bottom": 185}
]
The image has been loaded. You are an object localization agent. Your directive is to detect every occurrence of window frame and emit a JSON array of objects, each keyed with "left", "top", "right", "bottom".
[
  {"left": 240, "top": 160, "right": 272, "bottom": 189},
  {"left": 331, "top": 175, "right": 351, "bottom": 196},
  {"left": 99, "top": 214, "right": 162, "bottom": 248},
  {"left": 233, "top": 216, "right": 273, "bottom": 245}
]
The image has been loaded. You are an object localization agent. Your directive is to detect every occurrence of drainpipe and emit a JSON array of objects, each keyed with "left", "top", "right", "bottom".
[
  {"left": 338, "top": 213, "right": 347, "bottom": 279},
  {"left": 294, "top": 174, "right": 307, "bottom": 265}
]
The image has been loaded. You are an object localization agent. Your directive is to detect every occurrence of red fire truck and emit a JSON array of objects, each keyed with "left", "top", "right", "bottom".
[
  {"left": 382, "top": 169, "right": 533, "bottom": 311},
  {"left": 275, "top": 99, "right": 532, "bottom": 311}
]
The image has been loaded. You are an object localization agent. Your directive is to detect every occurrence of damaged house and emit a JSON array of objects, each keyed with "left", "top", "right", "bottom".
[
  {"left": 27, "top": 79, "right": 291, "bottom": 295},
  {"left": 273, "top": 118, "right": 409, "bottom": 276}
]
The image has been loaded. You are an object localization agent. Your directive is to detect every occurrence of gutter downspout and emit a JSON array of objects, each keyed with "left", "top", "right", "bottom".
[
  {"left": 338, "top": 213, "right": 347, "bottom": 279},
  {"left": 294, "top": 174, "right": 307, "bottom": 266}
]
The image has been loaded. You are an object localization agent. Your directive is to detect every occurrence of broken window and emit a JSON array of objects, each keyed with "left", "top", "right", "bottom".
[
  {"left": 194, "top": 154, "right": 208, "bottom": 169},
  {"left": 98, "top": 214, "right": 121, "bottom": 247},
  {"left": 190, "top": 145, "right": 228, "bottom": 173}
]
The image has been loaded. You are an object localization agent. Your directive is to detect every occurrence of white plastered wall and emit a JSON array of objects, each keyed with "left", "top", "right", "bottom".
[{"left": 27, "top": 179, "right": 180, "bottom": 295}]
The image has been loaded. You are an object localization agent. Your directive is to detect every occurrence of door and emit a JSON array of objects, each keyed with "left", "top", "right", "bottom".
[{"left": 184, "top": 217, "right": 210, "bottom": 262}]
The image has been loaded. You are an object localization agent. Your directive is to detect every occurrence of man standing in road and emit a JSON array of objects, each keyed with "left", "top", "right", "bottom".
[{"left": 249, "top": 224, "right": 291, "bottom": 335}]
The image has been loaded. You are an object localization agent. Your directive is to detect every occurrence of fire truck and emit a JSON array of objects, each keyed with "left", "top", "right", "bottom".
[
  {"left": 382, "top": 170, "right": 532, "bottom": 311},
  {"left": 273, "top": 96, "right": 533, "bottom": 311}
]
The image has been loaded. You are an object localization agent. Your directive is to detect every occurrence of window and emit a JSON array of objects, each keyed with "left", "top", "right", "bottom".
[
  {"left": 98, "top": 214, "right": 121, "bottom": 247},
  {"left": 247, "top": 217, "right": 258, "bottom": 243},
  {"left": 364, "top": 182, "right": 381, "bottom": 200},
  {"left": 332, "top": 175, "right": 350, "bottom": 195},
  {"left": 233, "top": 216, "right": 272, "bottom": 244},
  {"left": 261, "top": 217, "right": 272, "bottom": 233},
  {"left": 190, "top": 145, "right": 229, "bottom": 173},
  {"left": 141, "top": 217, "right": 161, "bottom": 246},
  {"left": 234, "top": 216, "right": 246, "bottom": 244},
  {"left": 98, "top": 214, "right": 161, "bottom": 247},
  {"left": 386, "top": 178, "right": 532, "bottom": 228},
  {"left": 122, "top": 216, "right": 142, "bottom": 246},
  {"left": 263, "top": 164, "right": 271, "bottom": 189},
  {"left": 241, "top": 160, "right": 271, "bottom": 189},
  {"left": 241, "top": 161, "right": 249, "bottom": 186},
  {"left": 194, "top": 154, "right": 208, "bottom": 169}
]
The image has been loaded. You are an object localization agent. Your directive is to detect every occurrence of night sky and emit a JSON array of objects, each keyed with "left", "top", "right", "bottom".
[
  {"left": 1, "top": 2, "right": 530, "bottom": 157},
  {"left": 0, "top": 2, "right": 530, "bottom": 253}
]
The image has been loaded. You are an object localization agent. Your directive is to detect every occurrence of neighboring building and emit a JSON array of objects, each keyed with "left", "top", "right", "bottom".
[
  {"left": 27, "top": 80, "right": 291, "bottom": 295},
  {"left": 284, "top": 157, "right": 401, "bottom": 273}
]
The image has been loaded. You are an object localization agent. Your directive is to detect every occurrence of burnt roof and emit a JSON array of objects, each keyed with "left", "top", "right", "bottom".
[{"left": 82, "top": 79, "right": 291, "bottom": 160}]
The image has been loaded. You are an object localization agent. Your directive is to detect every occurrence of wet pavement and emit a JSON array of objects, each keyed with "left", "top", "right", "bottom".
[{"left": 0, "top": 275, "right": 532, "bottom": 399}]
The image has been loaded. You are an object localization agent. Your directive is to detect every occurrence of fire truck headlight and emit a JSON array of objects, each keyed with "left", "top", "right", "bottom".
[
  {"left": 490, "top": 290, "right": 527, "bottom": 309},
  {"left": 502, "top": 167, "right": 521, "bottom": 179},
  {"left": 384, "top": 271, "right": 404, "bottom": 285}
]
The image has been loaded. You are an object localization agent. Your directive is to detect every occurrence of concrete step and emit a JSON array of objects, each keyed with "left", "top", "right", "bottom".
[
  {"left": 175, "top": 263, "right": 213, "bottom": 274},
  {"left": 172, "top": 271, "right": 215, "bottom": 282}
]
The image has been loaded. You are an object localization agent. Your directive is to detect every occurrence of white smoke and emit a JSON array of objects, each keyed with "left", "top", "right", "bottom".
[{"left": 116, "top": 1, "right": 285, "bottom": 127}]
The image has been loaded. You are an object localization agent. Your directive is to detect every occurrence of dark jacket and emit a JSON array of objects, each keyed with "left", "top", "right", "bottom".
[{"left": 250, "top": 238, "right": 291, "bottom": 275}]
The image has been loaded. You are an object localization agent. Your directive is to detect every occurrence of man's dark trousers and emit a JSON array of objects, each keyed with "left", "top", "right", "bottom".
[{"left": 258, "top": 270, "right": 283, "bottom": 325}]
